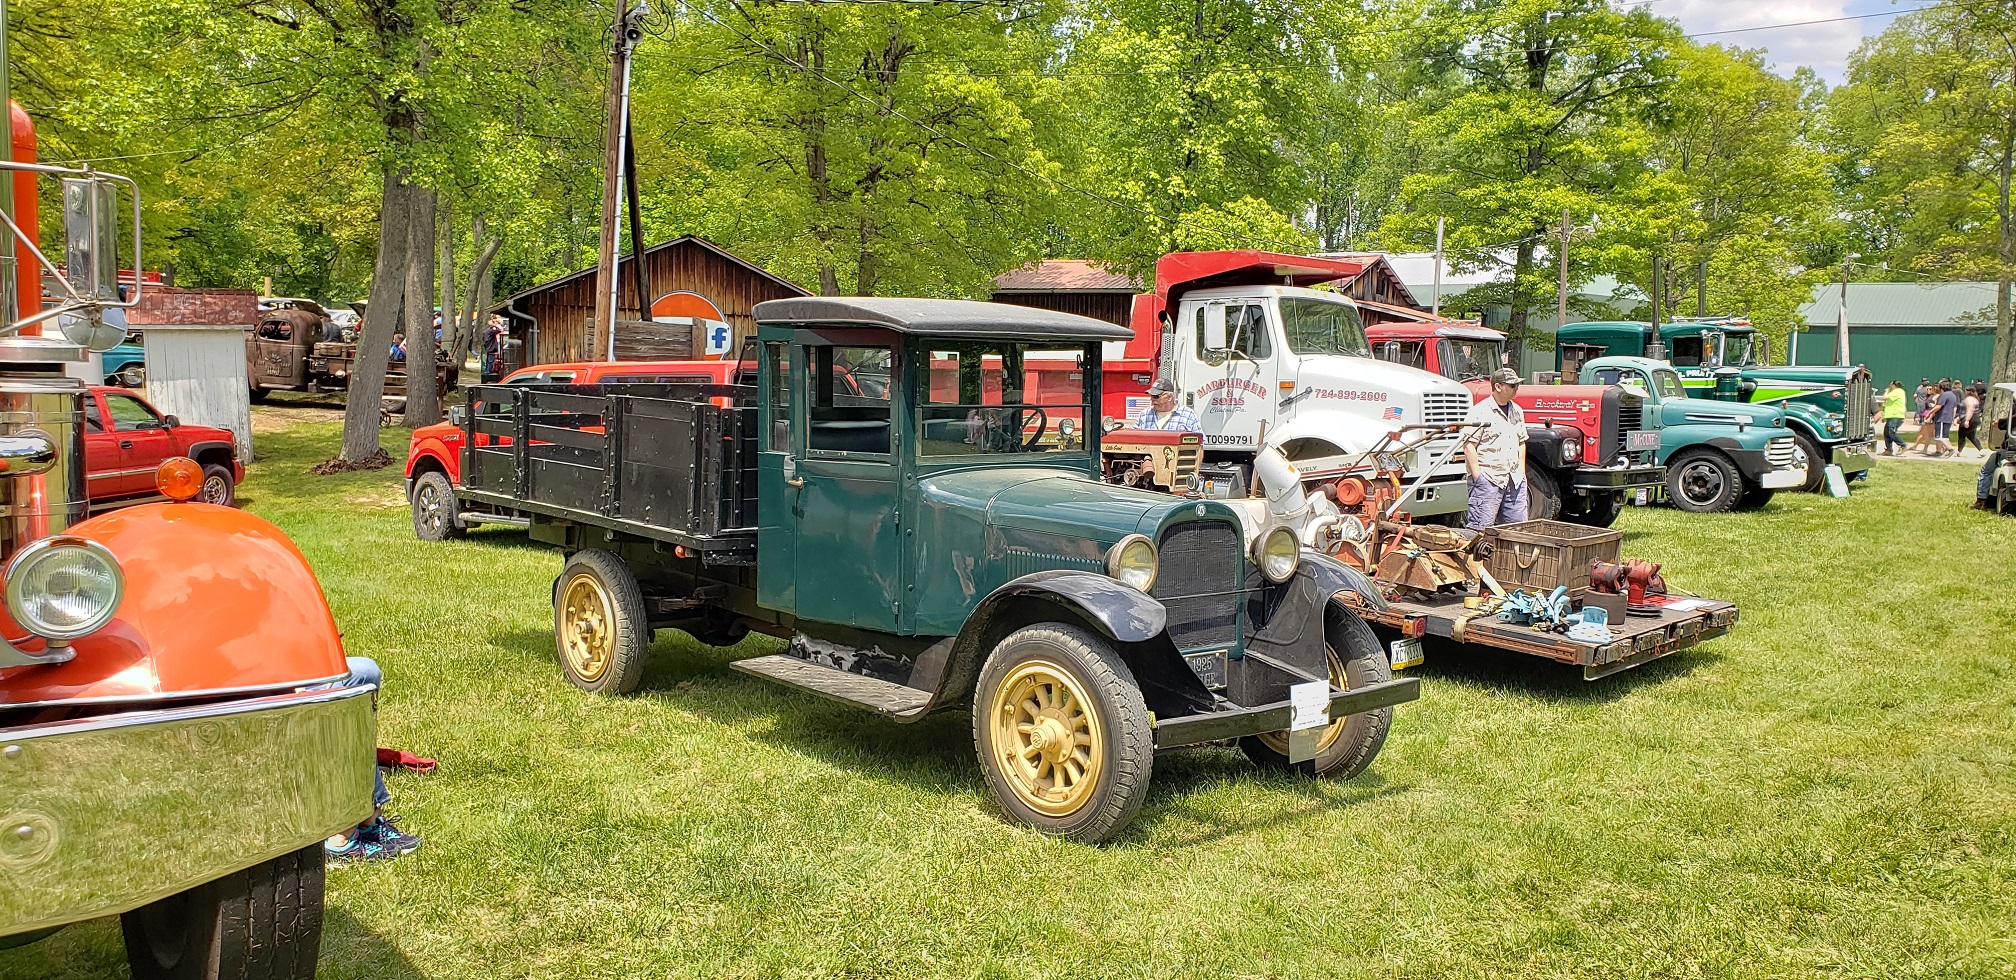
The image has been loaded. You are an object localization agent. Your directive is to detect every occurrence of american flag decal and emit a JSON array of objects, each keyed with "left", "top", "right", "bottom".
[{"left": 1382, "top": 406, "right": 1404, "bottom": 421}]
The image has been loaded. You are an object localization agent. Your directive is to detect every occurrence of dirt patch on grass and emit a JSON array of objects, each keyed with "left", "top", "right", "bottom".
[
  {"left": 310, "top": 448, "right": 394, "bottom": 474},
  {"left": 252, "top": 402, "right": 346, "bottom": 434}
]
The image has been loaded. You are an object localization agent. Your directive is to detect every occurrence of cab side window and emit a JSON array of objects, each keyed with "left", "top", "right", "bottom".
[
  {"left": 764, "top": 341, "right": 792, "bottom": 452},
  {"left": 807, "top": 345, "right": 891, "bottom": 455},
  {"left": 104, "top": 394, "right": 163, "bottom": 431},
  {"left": 83, "top": 398, "right": 105, "bottom": 432},
  {"left": 1193, "top": 304, "right": 1272, "bottom": 358},
  {"left": 1592, "top": 368, "right": 1624, "bottom": 387},
  {"left": 1669, "top": 337, "right": 1703, "bottom": 367}
]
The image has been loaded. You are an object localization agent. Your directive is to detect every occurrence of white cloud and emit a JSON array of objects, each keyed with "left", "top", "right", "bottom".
[{"left": 1653, "top": 0, "right": 1894, "bottom": 85}]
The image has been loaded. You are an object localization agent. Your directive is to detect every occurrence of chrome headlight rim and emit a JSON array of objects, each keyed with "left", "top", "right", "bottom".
[
  {"left": 1253, "top": 524, "right": 1300, "bottom": 584},
  {"left": 5, "top": 536, "right": 125, "bottom": 642},
  {"left": 1105, "top": 533, "right": 1159, "bottom": 593}
]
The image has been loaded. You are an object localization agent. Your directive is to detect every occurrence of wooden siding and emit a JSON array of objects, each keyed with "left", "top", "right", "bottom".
[
  {"left": 991, "top": 291, "right": 1134, "bottom": 327},
  {"left": 142, "top": 325, "right": 253, "bottom": 458},
  {"left": 509, "top": 239, "right": 807, "bottom": 366}
]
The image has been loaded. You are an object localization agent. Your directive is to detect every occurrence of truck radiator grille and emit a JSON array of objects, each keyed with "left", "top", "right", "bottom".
[
  {"left": 1422, "top": 392, "right": 1471, "bottom": 426},
  {"left": 1845, "top": 375, "right": 1871, "bottom": 441},
  {"left": 1153, "top": 520, "right": 1242, "bottom": 652},
  {"left": 1765, "top": 436, "right": 1798, "bottom": 469}
]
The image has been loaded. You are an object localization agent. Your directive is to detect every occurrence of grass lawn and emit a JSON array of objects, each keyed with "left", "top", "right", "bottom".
[{"left": 6, "top": 414, "right": 2014, "bottom": 979}]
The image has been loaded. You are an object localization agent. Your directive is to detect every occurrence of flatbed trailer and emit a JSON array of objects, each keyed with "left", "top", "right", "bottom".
[{"left": 1334, "top": 588, "right": 1739, "bottom": 680}]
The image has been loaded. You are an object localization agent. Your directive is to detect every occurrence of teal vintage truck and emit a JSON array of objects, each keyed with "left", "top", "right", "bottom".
[
  {"left": 1578, "top": 355, "right": 1807, "bottom": 512},
  {"left": 454, "top": 297, "right": 1419, "bottom": 843},
  {"left": 1556, "top": 319, "right": 1875, "bottom": 492}
]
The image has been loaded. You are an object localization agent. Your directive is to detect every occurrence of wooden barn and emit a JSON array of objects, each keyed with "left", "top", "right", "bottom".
[
  {"left": 496, "top": 235, "right": 808, "bottom": 369},
  {"left": 989, "top": 254, "right": 1425, "bottom": 330}
]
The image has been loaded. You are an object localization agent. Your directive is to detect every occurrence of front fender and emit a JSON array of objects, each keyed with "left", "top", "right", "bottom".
[
  {"left": 1302, "top": 552, "right": 1387, "bottom": 612},
  {"left": 975, "top": 570, "right": 1165, "bottom": 642},
  {"left": 1266, "top": 410, "right": 1396, "bottom": 459},
  {"left": 0, "top": 503, "right": 349, "bottom": 710}
]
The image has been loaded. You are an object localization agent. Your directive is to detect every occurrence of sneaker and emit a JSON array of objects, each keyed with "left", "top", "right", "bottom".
[
  {"left": 326, "top": 832, "right": 399, "bottom": 863},
  {"left": 358, "top": 817, "right": 422, "bottom": 856}
]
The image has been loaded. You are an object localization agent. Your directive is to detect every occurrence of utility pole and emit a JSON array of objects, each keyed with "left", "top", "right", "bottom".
[
  {"left": 1431, "top": 217, "right": 1444, "bottom": 316},
  {"left": 1556, "top": 207, "right": 1570, "bottom": 330},
  {"left": 1837, "top": 256, "right": 1853, "bottom": 367},
  {"left": 591, "top": 0, "right": 636, "bottom": 361}
]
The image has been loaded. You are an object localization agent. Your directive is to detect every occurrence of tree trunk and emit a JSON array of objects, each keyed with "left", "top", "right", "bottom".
[
  {"left": 1988, "top": 121, "right": 2015, "bottom": 429},
  {"left": 1508, "top": 239, "right": 1535, "bottom": 373},
  {"left": 455, "top": 216, "right": 501, "bottom": 361},
  {"left": 338, "top": 167, "right": 413, "bottom": 462},
  {"left": 404, "top": 186, "right": 441, "bottom": 425},
  {"left": 439, "top": 197, "right": 459, "bottom": 368}
]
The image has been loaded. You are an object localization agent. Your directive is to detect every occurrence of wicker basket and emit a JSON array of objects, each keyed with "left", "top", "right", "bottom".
[{"left": 1482, "top": 519, "right": 1623, "bottom": 599}]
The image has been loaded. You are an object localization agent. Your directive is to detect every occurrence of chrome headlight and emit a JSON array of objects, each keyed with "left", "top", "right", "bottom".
[
  {"left": 6, "top": 537, "right": 125, "bottom": 641},
  {"left": 1253, "top": 524, "right": 1300, "bottom": 583},
  {"left": 1105, "top": 534, "right": 1158, "bottom": 592}
]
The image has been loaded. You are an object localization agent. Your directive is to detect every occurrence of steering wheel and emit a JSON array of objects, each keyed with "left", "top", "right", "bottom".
[{"left": 1020, "top": 407, "right": 1049, "bottom": 451}]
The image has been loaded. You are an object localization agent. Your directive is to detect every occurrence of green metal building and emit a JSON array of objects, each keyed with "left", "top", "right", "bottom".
[{"left": 1795, "top": 282, "right": 2001, "bottom": 387}]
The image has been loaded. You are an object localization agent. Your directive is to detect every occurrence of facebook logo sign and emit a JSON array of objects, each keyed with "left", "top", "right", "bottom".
[{"left": 705, "top": 323, "right": 731, "bottom": 357}]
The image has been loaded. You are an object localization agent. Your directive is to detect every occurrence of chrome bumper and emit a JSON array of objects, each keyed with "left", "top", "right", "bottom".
[
  {"left": 1832, "top": 439, "right": 1875, "bottom": 474},
  {"left": 1759, "top": 467, "right": 1807, "bottom": 489},
  {"left": 0, "top": 685, "right": 375, "bottom": 938}
]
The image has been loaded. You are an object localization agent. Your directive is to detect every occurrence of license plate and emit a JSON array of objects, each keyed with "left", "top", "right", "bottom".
[
  {"left": 1626, "top": 430, "right": 1660, "bottom": 451},
  {"left": 1389, "top": 637, "right": 1424, "bottom": 669}
]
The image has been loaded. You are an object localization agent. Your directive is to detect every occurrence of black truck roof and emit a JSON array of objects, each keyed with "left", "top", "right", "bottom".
[{"left": 754, "top": 297, "right": 1134, "bottom": 342}]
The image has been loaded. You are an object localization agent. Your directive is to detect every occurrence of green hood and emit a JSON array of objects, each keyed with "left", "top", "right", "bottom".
[{"left": 916, "top": 467, "right": 1182, "bottom": 542}]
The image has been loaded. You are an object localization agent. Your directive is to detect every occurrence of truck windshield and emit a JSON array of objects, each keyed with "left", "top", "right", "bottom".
[
  {"left": 1441, "top": 338, "right": 1503, "bottom": 381},
  {"left": 1280, "top": 297, "right": 1369, "bottom": 356},
  {"left": 1650, "top": 369, "right": 1687, "bottom": 400},
  {"left": 917, "top": 341, "right": 1090, "bottom": 456},
  {"left": 1721, "top": 332, "right": 1758, "bottom": 367}
]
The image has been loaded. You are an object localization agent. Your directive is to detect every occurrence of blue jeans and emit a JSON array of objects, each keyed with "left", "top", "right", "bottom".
[
  {"left": 339, "top": 657, "right": 390, "bottom": 809},
  {"left": 1883, "top": 418, "right": 1902, "bottom": 451},
  {"left": 1466, "top": 476, "right": 1529, "bottom": 530},
  {"left": 1980, "top": 455, "right": 1997, "bottom": 502}
]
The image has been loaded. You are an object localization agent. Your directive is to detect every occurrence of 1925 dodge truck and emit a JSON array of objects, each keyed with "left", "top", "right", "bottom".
[
  {"left": 2, "top": 156, "right": 374, "bottom": 979},
  {"left": 454, "top": 297, "right": 1419, "bottom": 842}
]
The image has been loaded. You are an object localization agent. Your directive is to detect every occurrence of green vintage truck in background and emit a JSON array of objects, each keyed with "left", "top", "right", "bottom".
[
  {"left": 1578, "top": 355, "right": 1808, "bottom": 512},
  {"left": 455, "top": 297, "right": 1419, "bottom": 843},
  {"left": 1556, "top": 319, "right": 1875, "bottom": 492}
]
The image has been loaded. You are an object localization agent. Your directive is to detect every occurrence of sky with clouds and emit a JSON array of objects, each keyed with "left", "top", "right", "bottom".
[{"left": 1654, "top": 0, "right": 1923, "bottom": 85}]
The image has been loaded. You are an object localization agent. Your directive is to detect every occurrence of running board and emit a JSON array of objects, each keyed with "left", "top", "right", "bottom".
[
  {"left": 730, "top": 654, "right": 932, "bottom": 718},
  {"left": 457, "top": 511, "right": 530, "bottom": 529}
]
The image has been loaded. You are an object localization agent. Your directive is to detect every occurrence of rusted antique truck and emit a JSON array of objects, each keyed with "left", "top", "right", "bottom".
[
  {"left": 1, "top": 155, "right": 374, "bottom": 979},
  {"left": 248, "top": 299, "right": 458, "bottom": 400},
  {"left": 454, "top": 297, "right": 1420, "bottom": 843}
]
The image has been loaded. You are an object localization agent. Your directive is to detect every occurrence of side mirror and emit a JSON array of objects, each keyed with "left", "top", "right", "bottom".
[
  {"left": 1203, "top": 304, "right": 1228, "bottom": 351},
  {"left": 57, "top": 178, "right": 131, "bottom": 353},
  {"left": 448, "top": 405, "right": 468, "bottom": 426},
  {"left": 161, "top": 414, "right": 180, "bottom": 428}
]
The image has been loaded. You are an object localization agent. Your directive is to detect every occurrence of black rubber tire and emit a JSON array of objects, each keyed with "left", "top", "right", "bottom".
[
  {"left": 1239, "top": 608, "right": 1393, "bottom": 778},
  {"left": 554, "top": 548, "right": 651, "bottom": 695},
  {"left": 973, "top": 623, "right": 1153, "bottom": 844},
  {"left": 1561, "top": 491, "right": 1626, "bottom": 527},
  {"left": 198, "top": 463, "right": 236, "bottom": 507},
  {"left": 117, "top": 364, "right": 147, "bottom": 389},
  {"left": 121, "top": 842, "right": 325, "bottom": 980},
  {"left": 1793, "top": 433, "right": 1828, "bottom": 493},
  {"left": 1665, "top": 449, "right": 1744, "bottom": 513},
  {"left": 409, "top": 471, "right": 464, "bottom": 541},
  {"left": 1523, "top": 464, "right": 1563, "bottom": 521},
  {"left": 248, "top": 386, "right": 269, "bottom": 404}
]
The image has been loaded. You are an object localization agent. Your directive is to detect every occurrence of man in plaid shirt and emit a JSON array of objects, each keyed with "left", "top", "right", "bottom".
[{"left": 1134, "top": 378, "right": 1202, "bottom": 431}]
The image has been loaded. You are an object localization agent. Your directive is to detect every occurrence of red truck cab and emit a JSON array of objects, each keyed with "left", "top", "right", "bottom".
[
  {"left": 80, "top": 386, "right": 243, "bottom": 507},
  {"left": 1364, "top": 319, "right": 1665, "bottom": 527},
  {"left": 407, "top": 358, "right": 751, "bottom": 539}
]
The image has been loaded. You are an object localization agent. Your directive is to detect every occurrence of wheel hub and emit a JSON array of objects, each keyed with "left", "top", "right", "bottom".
[
  {"left": 560, "top": 574, "right": 614, "bottom": 681},
  {"left": 991, "top": 660, "right": 1103, "bottom": 817}
]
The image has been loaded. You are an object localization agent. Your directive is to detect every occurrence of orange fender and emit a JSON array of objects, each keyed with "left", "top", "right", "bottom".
[{"left": 0, "top": 503, "right": 348, "bottom": 709}]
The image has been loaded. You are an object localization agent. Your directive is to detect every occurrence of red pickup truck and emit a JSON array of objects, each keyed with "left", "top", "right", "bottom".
[
  {"left": 406, "top": 358, "right": 749, "bottom": 539},
  {"left": 83, "top": 386, "right": 243, "bottom": 507}
]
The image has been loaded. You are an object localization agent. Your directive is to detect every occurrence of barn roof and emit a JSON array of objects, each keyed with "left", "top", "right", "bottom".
[
  {"left": 993, "top": 260, "right": 1140, "bottom": 293},
  {"left": 494, "top": 235, "right": 807, "bottom": 311},
  {"left": 1798, "top": 282, "right": 2001, "bottom": 329}
]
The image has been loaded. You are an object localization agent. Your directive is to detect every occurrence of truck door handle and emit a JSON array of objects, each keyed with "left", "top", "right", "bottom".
[
  {"left": 785, "top": 476, "right": 804, "bottom": 488},
  {"left": 119, "top": 440, "right": 133, "bottom": 449}
]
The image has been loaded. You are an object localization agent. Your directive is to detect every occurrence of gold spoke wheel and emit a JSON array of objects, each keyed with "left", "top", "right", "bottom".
[
  {"left": 559, "top": 572, "right": 616, "bottom": 683},
  {"left": 990, "top": 658, "right": 1105, "bottom": 818},
  {"left": 1255, "top": 644, "right": 1348, "bottom": 757}
]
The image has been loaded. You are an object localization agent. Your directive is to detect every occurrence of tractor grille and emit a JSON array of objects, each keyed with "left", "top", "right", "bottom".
[
  {"left": 1765, "top": 436, "right": 1798, "bottom": 469},
  {"left": 1845, "top": 374, "right": 1872, "bottom": 441},
  {"left": 1153, "top": 520, "right": 1243, "bottom": 652},
  {"left": 1170, "top": 446, "right": 1201, "bottom": 488},
  {"left": 1422, "top": 392, "right": 1471, "bottom": 426},
  {"left": 1617, "top": 399, "right": 1642, "bottom": 435}
]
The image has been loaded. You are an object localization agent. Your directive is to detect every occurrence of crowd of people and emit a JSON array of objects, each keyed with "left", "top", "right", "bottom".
[{"left": 1880, "top": 377, "right": 1992, "bottom": 459}]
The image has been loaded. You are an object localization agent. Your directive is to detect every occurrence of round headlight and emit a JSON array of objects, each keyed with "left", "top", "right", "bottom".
[
  {"left": 1105, "top": 534, "right": 1158, "bottom": 592},
  {"left": 1059, "top": 418, "right": 1076, "bottom": 437},
  {"left": 1253, "top": 525, "right": 1300, "bottom": 583},
  {"left": 6, "top": 537, "right": 124, "bottom": 641}
]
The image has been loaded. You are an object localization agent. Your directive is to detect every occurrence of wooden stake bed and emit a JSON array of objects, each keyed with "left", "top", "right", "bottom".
[{"left": 1335, "top": 589, "right": 1740, "bottom": 680}]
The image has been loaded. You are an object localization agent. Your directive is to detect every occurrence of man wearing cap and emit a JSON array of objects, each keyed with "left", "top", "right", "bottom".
[
  {"left": 1134, "top": 378, "right": 1202, "bottom": 432},
  {"left": 1464, "top": 368, "right": 1529, "bottom": 530}
]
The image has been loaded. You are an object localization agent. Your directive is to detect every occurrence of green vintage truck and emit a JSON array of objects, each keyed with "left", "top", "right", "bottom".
[
  {"left": 1556, "top": 319, "right": 1875, "bottom": 492},
  {"left": 454, "top": 297, "right": 1419, "bottom": 843},
  {"left": 1578, "top": 355, "right": 1807, "bottom": 512}
]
